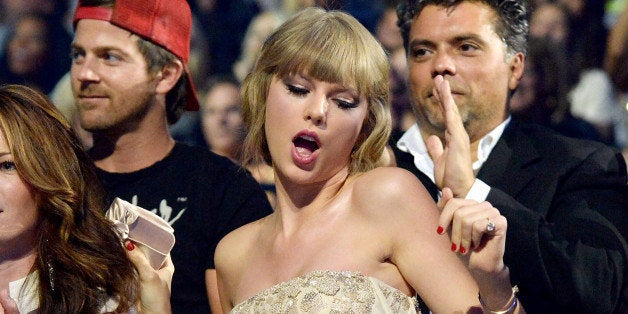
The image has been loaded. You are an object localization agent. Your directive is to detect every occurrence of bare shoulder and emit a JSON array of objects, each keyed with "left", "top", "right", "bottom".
[
  {"left": 352, "top": 166, "right": 431, "bottom": 201},
  {"left": 215, "top": 217, "right": 266, "bottom": 274},
  {"left": 215, "top": 217, "right": 268, "bottom": 309},
  {"left": 350, "top": 167, "right": 436, "bottom": 220}
]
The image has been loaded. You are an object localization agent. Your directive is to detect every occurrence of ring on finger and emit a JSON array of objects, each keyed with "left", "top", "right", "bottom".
[{"left": 486, "top": 218, "right": 495, "bottom": 232}]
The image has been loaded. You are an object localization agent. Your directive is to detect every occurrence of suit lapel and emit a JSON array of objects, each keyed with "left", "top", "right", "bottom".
[
  {"left": 394, "top": 121, "right": 543, "bottom": 201},
  {"left": 478, "top": 121, "right": 541, "bottom": 197}
]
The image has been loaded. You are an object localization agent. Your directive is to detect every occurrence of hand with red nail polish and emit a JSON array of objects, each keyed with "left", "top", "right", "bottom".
[
  {"left": 126, "top": 242, "right": 174, "bottom": 313},
  {"left": 0, "top": 289, "right": 19, "bottom": 314},
  {"left": 437, "top": 187, "right": 508, "bottom": 273}
]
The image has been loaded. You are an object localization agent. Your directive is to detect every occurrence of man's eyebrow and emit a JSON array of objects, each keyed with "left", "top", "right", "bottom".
[
  {"left": 409, "top": 34, "right": 487, "bottom": 48},
  {"left": 409, "top": 38, "right": 435, "bottom": 49},
  {"left": 451, "top": 34, "right": 486, "bottom": 44},
  {"left": 70, "top": 43, "right": 132, "bottom": 57}
]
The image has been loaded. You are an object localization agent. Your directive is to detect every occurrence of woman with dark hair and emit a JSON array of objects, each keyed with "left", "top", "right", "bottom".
[
  {"left": 510, "top": 38, "right": 603, "bottom": 142},
  {"left": 0, "top": 84, "right": 173, "bottom": 313},
  {"left": 0, "top": 12, "right": 71, "bottom": 94}
]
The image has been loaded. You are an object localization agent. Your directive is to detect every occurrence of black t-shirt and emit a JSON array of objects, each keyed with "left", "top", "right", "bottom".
[{"left": 96, "top": 143, "right": 273, "bottom": 313}]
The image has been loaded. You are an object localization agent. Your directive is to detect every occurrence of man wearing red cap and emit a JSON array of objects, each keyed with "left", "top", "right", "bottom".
[{"left": 70, "top": 0, "right": 273, "bottom": 312}]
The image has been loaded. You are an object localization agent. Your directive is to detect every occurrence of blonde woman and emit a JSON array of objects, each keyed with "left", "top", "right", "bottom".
[{"left": 216, "top": 8, "right": 524, "bottom": 313}]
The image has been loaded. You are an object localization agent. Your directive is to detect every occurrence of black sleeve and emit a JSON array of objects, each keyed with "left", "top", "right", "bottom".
[
  {"left": 206, "top": 167, "right": 273, "bottom": 269},
  {"left": 487, "top": 148, "right": 628, "bottom": 313}
]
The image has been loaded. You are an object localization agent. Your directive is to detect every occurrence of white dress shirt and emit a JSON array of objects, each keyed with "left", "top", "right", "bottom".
[{"left": 396, "top": 117, "right": 511, "bottom": 202}]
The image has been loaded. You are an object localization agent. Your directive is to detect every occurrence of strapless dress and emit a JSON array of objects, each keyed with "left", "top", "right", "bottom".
[{"left": 231, "top": 270, "right": 418, "bottom": 313}]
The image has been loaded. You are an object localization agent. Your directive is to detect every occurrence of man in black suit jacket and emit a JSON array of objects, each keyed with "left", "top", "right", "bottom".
[{"left": 395, "top": 0, "right": 628, "bottom": 313}]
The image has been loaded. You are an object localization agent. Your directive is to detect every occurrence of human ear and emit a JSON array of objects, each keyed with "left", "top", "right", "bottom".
[
  {"left": 508, "top": 52, "right": 525, "bottom": 90},
  {"left": 155, "top": 59, "right": 184, "bottom": 95}
]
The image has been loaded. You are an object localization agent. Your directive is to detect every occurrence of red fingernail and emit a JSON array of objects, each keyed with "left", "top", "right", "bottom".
[
  {"left": 436, "top": 226, "right": 444, "bottom": 234},
  {"left": 460, "top": 246, "right": 466, "bottom": 254},
  {"left": 451, "top": 243, "right": 457, "bottom": 251},
  {"left": 125, "top": 241, "right": 135, "bottom": 251}
]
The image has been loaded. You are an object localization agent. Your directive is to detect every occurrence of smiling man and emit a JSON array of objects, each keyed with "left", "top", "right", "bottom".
[{"left": 70, "top": 0, "right": 273, "bottom": 312}]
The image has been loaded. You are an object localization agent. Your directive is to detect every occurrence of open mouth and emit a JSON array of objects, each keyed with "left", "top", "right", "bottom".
[{"left": 293, "top": 134, "right": 319, "bottom": 157}]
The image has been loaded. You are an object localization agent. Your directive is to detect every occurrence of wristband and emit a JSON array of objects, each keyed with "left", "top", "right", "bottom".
[{"left": 478, "top": 285, "right": 519, "bottom": 314}]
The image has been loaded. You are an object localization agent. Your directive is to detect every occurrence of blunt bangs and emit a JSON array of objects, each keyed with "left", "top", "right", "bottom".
[
  {"left": 244, "top": 7, "right": 392, "bottom": 172},
  {"left": 263, "top": 9, "right": 388, "bottom": 104}
]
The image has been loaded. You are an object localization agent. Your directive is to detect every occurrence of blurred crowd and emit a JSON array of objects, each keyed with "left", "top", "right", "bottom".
[{"left": 0, "top": 0, "right": 627, "bottom": 166}]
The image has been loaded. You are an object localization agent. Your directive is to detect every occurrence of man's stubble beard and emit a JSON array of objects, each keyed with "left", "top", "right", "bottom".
[
  {"left": 79, "top": 93, "right": 155, "bottom": 135},
  {"left": 416, "top": 99, "right": 472, "bottom": 136}
]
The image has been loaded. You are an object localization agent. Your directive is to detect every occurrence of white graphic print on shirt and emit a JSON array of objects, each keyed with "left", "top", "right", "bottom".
[{"left": 130, "top": 195, "right": 187, "bottom": 226}]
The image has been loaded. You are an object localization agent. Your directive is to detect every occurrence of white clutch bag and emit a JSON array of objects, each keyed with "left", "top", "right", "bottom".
[{"left": 105, "top": 197, "right": 175, "bottom": 269}]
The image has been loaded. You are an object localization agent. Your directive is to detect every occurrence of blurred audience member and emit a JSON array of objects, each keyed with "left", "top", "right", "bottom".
[
  {"left": 201, "top": 75, "right": 246, "bottom": 161},
  {"left": 528, "top": 1, "right": 615, "bottom": 144},
  {"left": 605, "top": 4, "right": 628, "bottom": 162},
  {"left": 530, "top": 1, "right": 569, "bottom": 44},
  {"left": 0, "top": 0, "right": 67, "bottom": 56},
  {"left": 341, "top": 0, "right": 384, "bottom": 33},
  {"left": 563, "top": 0, "right": 616, "bottom": 143},
  {"left": 0, "top": 13, "right": 70, "bottom": 94},
  {"left": 510, "top": 38, "right": 603, "bottom": 142},
  {"left": 191, "top": 0, "right": 260, "bottom": 76},
  {"left": 201, "top": 75, "right": 277, "bottom": 208},
  {"left": 377, "top": 2, "right": 414, "bottom": 143},
  {"left": 233, "top": 0, "right": 317, "bottom": 82},
  {"left": 605, "top": 0, "right": 627, "bottom": 27}
]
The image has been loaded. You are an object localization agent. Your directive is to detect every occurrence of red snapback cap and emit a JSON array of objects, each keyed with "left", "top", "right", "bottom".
[{"left": 73, "top": 0, "right": 199, "bottom": 111}]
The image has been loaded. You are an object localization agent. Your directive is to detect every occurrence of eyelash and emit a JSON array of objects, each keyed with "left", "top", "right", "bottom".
[
  {"left": 285, "top": 84, "right": 358, "bottom": 109},
  {"left": 0, "top": 161, "right": 16, "bottom": 171},
  {"left": 69, "top": 50, "right": 122, "bottom": 64},
  {"left": 335, "top": 99, "right": 358, "bottom": 109},
  {"left": 70, "top": 50, "right": 83, "bottom": 62},
  {"left": 460, "top": 44, "right": 477, "bottom": 52},
  {"left": 412, "top": 48, "right": 428, "bottom": 58},
  {"left": 103, "top": 52, "right": 121, "bottom": 62},
  {"left": 286, "top": 84, "right": 308, "bottom": 96},
  {"left": 411, "top": 43, "right": 478, "bottom": 59}
]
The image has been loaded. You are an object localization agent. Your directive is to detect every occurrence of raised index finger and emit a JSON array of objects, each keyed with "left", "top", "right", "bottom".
[{"left": 433, "top": 75, "right": 467, "bottom": 144}]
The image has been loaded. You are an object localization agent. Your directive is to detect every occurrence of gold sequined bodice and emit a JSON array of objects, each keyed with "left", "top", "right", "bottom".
[{"left": 231, "top": 270, "right": 418, "bottom": 313}]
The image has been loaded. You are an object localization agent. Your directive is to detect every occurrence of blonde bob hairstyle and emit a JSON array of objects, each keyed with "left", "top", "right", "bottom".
[{"left": 241, "top": 7, "right": 391, "bottom": 173}]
